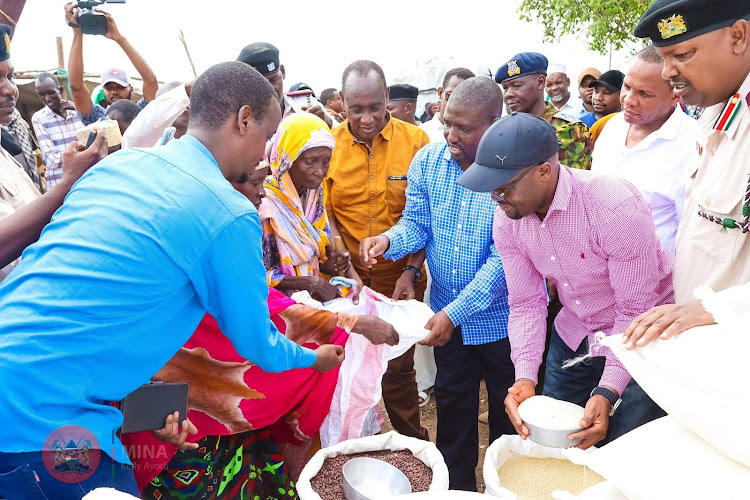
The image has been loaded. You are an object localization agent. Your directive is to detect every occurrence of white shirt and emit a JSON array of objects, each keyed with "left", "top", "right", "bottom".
[
  {"left": 591, "top": 107, "right": 700, "bottom": 255},
  {"left": 550, "top": 94, "right": 587, "bottom": 119},
  {"left": 420, "top": 115, "right": 445, "bottom": 143},
  {"left": 122, "top": 83, "right": 190, "bottom": 149}
]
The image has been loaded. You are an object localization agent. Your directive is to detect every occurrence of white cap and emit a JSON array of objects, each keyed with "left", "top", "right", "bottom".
[{"left": 547, "top": 63, "right": 567, "bottom": 75}]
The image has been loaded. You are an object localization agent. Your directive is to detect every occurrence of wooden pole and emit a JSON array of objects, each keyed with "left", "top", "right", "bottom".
[
  {"left": 178, "top": 30, "right": 197, "bottom": 78},
  {"left": 56, "top": 36, "right": 64, "bottom": 70}
]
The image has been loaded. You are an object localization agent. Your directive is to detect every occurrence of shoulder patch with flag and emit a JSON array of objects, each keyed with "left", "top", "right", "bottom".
[{"left": 714, "top": 93, "right": 742, "bottom": 132}]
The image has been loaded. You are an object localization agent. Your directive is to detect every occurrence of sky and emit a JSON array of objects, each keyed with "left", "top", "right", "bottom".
[{"left": 13, "top": 0, "right": 640, "bottom": 93}]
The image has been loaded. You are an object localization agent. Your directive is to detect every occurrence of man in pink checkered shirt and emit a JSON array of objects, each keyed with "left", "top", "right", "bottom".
[{"left": 458, "top": 112, "right": 671, "bottom": 448}]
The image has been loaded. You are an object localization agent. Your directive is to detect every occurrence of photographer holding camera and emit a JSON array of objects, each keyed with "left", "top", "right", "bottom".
[{"left": 65, "top": 1, "right": 158, "bottom": 126}]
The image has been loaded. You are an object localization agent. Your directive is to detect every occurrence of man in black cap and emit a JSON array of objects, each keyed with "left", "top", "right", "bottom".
[
  {"left": 496, "top": 52, "right": 592, "bottom": 170},
  {"left": 387, "top": 83, "right": 419, "bottom": 125},
  {"left": 581, "top": 69, "right": 625, "bottom": 137},
  {"left": 237, "top": 42, "right": 332, "bottom": 127},
  {"left": 622, "top": 1, "right": 750, "bottom": 347},
  {"left": 457, "top": 112, "right": 671, "bottom": 448}
]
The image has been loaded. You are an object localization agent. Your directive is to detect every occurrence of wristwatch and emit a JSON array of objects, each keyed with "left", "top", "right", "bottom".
[
  {"left": 402, "top": 265, "right": 422, "bottom": 283},
  {"left": 590, "top": 386, "right": 622, "bottom": 417}
]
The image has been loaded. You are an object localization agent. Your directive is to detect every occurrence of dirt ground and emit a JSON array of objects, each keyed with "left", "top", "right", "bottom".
[{"left": 377, "top": 380, "right": 491, "bottom": 492}]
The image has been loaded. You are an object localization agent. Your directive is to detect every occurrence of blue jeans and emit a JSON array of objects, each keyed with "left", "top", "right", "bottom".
[
  {"left": 0, "top": 451, "right": 139, "bottom": 499},
  {"left": 542, "top": 329, "right": 666, "bottom": 444},
  {"left": 434, "top": 328, "right": 516, "bottom": 491}
]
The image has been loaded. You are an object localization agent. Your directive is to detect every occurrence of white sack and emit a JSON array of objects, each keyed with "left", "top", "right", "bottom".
[
  {"left": 597, "top": 286, "right": 750, "bottom": 467},
  {"left": 297, "top": 430, "right": 449, "bottom": 500},
  {"left": 563, "top": 416, "right": 750, "bottom": 500},
  {"left": 482, "top": 435, "right": 618, "bottom": 499},
  {"left": 293, "top": 287, "right": 434, "bottom": 446}
]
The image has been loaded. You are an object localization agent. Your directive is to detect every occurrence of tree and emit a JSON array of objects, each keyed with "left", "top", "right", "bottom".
[{"left": 518, "top": 0, "right": 652, "bottom": 54}]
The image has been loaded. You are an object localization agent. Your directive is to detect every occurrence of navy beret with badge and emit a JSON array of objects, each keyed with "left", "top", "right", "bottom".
[
  {"left": 457, "top": 112, "right": 560, "bottom": 192},
  {"left": 389, "top": 83, "right": 419, "bottom": 101},
  {"left": 634, "top": 0, "right": 750, "bottom": 46},
  {"left": 495, "top": 52, "right": 549, "bottom": 84},
  {"left": 237, "top": 42, "right": 280, "bottom": 76},
  {"left": 0, "top": 24, "right": 11, "bottom": 62}
]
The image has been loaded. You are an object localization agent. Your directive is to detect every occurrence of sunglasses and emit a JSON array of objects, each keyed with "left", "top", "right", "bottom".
[{"left": 490, "top": 164, "right": 538, "bottom": 203}]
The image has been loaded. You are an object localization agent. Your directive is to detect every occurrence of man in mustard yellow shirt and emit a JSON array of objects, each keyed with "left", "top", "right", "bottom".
[{"left": 326, "top": 60, "right": 429, "bottom": 440}]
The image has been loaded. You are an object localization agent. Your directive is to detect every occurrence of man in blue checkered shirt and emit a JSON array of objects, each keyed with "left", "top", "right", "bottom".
[{"left": 361, "top": 77, "right": 515, "bottom": 492}]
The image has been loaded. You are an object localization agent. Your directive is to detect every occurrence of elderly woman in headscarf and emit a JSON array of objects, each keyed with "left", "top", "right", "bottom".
[{"left": 260, "top": 113, "right": 361, "bottom": 302}]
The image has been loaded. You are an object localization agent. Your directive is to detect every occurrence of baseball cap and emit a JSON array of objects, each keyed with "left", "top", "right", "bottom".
[
  {"left": 457, "top": 112, "right": 560, "bottom": 192},
  {"left": 578, "top": 67, "right": 602, "bottom": 86},
  {"left": 101, "top": 67, "right": 130, "bottom": 88},
  {"left": 237, "top": 42, "right": 281, "bottom": 76},
  {"left": 588, "top": 70, "right": 625, "bottom": 91}
]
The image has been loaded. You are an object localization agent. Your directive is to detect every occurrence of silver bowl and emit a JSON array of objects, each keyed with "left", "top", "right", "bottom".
[
  {"left": 525, "top": 421, "right": 583, "bottom": 448},
  {"left": 343, "top": 457, "right": 412, "bottom": 500}
]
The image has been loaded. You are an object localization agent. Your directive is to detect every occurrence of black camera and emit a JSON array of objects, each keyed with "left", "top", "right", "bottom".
[{"left": 73, "top": 0, "right": 126, "bottom": 36}]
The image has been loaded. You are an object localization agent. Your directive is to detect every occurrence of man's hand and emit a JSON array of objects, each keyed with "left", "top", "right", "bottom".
[
  {"left": 64, "top": 2, "right": 80, "bottom": 29},
  {"left": 355, "top": 315, "right": 399, "bottom": 346},
  {"left": 95, "top": 9, "right": 124, "bottom": 42},
  {"left": 152, "top": 411, "right": 199, "bottom": 451},
  {"left": 359, "top": 235, "right": 389, "bottom": 268},
  {"left": 392, "top": 271, "right": 416, "bottom": 300},
  {"left": 419, "top": 311, "right": 455, "bottom": 347},
  {"left": 302, "top": 104, "right": 333, "bottom": 128},
  {"left": 346, "top": 267, "right": 363, "bottom": 305},
  {"left": 546, "top": 278, "right": 558, "bottom": 302},
  {"left": 59, "top": 100, "right": 77, "bottom": 113},
  {"left": 60, "top": 133, "right": 108, "bottom": 186},
  {"left": 307, "top": 276, "right": 339, "bottom": 303},
  {"left": 621, "top": 300, "right": 715, "bottom": 350},
  {"left": 311, "top": 344, "right": 345, "bottom": 373},
  {"left": 568, "top": 395, "right": 611, "bottom": 449},
  {"left": 504, "top": 379, "right": 536, "bottom": 439},
  {"left": 320, "top": 248, "right": 351, "bottom": 275}
]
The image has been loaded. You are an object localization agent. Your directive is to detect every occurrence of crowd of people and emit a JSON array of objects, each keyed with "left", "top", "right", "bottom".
[{"left": 0, "top": 0, "right": 748, "bottom": 498}]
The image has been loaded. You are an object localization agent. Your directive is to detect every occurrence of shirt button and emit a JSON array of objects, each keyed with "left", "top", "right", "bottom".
[
  {"left": 705, "top": 199, "right": 711, "bottom": 206},
  {"left": 452, "top": 289, "right": 457, "bottom": 293},
  {"left": 370, "top": 175, "right": 375, "bottom": 179},
  {"left": 370, "top": 196, "right": 375, "bottom": 200},
  {"left": 457, "top": 224, "right": 462, "bottom": 229},
  {"left": 452, "top": 269, "right": 457, "bottom": 274},
  {"left": 370, "top": 155, "right": 374, "bottom": 159},
  {"left": 540, "top": 223, "right": 545, "bottom": 228},
  {"left": 371, "top": 217, "right": 375, "bottom": 221},
  {"left": 563, "top": 283, "right": 569, "bottom": 287},
  {"left": 461, "top": 201, "right": 466, "bottom": 206},
  {"left": 575, "top": 300, "right": 581, "bottom": 305},
  {"left": 550, "top": 256, "right": 556, "bottom": 261}
]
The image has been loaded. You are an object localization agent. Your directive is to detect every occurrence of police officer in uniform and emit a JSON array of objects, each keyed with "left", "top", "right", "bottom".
[
  {"left": 495, "top": 52, "right": 593, "bottom": 170},
  {"left": 623, "top": 0, "right": 750, "bottom": 346}
]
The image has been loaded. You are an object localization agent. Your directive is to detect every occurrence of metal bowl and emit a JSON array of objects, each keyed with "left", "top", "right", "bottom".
[
  {"left": 343, "top": 457, "right": 412, "bottom": 500},
  {"left": 519, "top": 397, "right": 586, "bottom": 448},
  {"left": 525, "top": 421, "right": 583, "bottom": 448}
]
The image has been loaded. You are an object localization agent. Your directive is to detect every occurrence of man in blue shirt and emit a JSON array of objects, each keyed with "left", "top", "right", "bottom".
[
  {"left": 360, "top": 77, "right": 515, "bottom": 491},
  {"left": 0, "top": 61, "right": 343, "bottom": 499}
]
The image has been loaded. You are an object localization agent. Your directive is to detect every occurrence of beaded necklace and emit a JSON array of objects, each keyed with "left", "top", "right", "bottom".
[{"left": 697, "top": 174, "right": 750, "bottom": 233}]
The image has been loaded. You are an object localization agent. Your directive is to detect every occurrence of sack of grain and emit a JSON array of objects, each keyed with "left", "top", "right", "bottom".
[
  {"left": 562, "top": 416, "right": 750, "bottom": 500},
  {"left": 296, "top": 430, "right": 449, "bottom": 500},
  {"left": 483, "top": 435, "right": 623, "bottom": 499},
  {"left": 597, "top": 286, "right": 750, "bottom": 467},
  {"left": 293, "top": 288, "right": 434, "bottom": 446}
]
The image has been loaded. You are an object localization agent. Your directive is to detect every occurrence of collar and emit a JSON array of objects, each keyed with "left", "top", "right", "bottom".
[
  {"left": 547, "top": 165, "right": 573, "bottom": 215},
  {"left": 181, "top": 135, "right": 220, "bottom": 168},
  {"left": 345, "top": 113, "right": 393, "bottom": 146},
  {"left": 712, "top": 71, "right": 750, "bottom": 139},
  {"left": 630, "top": 106, "right": 684, "bottom": 144},
  {"left": 42, "top": 105, "right": 76, "bottom": 120}
]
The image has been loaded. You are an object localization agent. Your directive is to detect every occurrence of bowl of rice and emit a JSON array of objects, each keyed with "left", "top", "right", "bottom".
[{"left": 518, "top": 395, "right": 585, "bottom": 448}]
